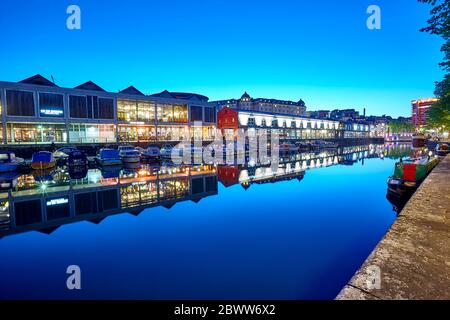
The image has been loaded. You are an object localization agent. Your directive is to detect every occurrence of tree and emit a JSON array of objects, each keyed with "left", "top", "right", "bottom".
[{"left": 419, "top": 0, "right": 450, "bottom": 131}]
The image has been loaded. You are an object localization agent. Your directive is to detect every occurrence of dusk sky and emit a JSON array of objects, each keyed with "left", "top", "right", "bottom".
[{"left": 0, "top": 0, "right": 444, "bottom": 117}]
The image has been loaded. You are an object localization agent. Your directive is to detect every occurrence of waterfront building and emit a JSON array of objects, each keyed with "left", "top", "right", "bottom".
[
  {"left": 212, "top": 92, "right": 306, "bottom": 117},
  {"left": 411, "top": 98, "right": 439, "bottom": 127},
  {"left": 0, "top": 164, "right": 218, "bottom": 237},
  {"left": 0, "top": 75, "right": 217, "bottom": 145},
  {"left": 216, "top": 107, "right": 370, "bottom": 140}
]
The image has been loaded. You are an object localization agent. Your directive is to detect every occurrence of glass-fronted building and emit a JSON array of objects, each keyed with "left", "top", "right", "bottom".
[{"left": 0, "top": 75, "right": 217, "bottom": 145}]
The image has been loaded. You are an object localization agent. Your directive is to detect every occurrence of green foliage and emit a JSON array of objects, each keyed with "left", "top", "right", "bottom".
[
  {"left": 420, "top": 0, "right": 450, "bottom": 130},
  {"left": 387, "top": 120, "right": 414, "bottom": 133}
]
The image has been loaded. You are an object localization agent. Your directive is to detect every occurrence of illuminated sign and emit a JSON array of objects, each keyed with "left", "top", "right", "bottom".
[
  {"left": 46, "top": 198, "right": 69, "bottom": 206},
  {"left": 40, "top": 107, "right": 64, "bottom": 117}
]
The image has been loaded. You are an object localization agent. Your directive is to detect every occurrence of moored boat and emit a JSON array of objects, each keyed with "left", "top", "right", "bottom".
[
  {"left": 119, "top": 146, "right": 141, "bottom": 163},
  {"left": 53, "top": 146, "right": 78, "bottom": 165},
  {"left": 140, "top": 145, "right": 161, "bottom": 161},
  {"left": 387, "top": 155, "right": 440, "bottom": 197},
  {"left": 31, "top": 151, "right": 56, "bottom": 170},
  {"left": 96, "top": 148, "right": 122, "bottom": 166},
  {"left": 435, "top": 143, "right": 449, "bottom": 156},
  {"left": 0, "top": 152, "right": 24, "bottom": 172},
  {"left": 279, "top": 142, "right": 299, "bottom": 153},
  {"left": 412, "top": 134, "right": 427, "bottom": 148},
  {"left": 67, "top": 150, "right": 88, "bottom": 166}
]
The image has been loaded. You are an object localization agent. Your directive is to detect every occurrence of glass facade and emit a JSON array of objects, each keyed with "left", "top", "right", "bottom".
[
  {"left": 39, "top": 92, "right": 64, "bottom": 117},
  {"left": 69, "top": 124, "right": 116, "bottom": 143},
  {"left": 7, "top": 123, "right": 67, "bottom": 144},
  {"left": 157, "top": 104, "right": 188, "bottom": 123},
  {"left": 118, "top": 125, "right": 156, "bottom": 142},
  {"left": 6, "top": 90, "right": 35, "bottom": 116},
  {"left": 118, "top": 99, "right": 156, "bottom": 123},
  {"left": 157, "top": 126, "right": 189, "bottom": 141}
]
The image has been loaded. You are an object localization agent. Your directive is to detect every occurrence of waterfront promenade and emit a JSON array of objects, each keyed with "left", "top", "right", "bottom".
[{"left": 337, "top": 154, "right": 450, "bottom": 300}]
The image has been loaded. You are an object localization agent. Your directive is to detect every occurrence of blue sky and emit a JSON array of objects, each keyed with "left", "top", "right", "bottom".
[{"left": 0, "top": 0, "right": 444, "bottom": 117}]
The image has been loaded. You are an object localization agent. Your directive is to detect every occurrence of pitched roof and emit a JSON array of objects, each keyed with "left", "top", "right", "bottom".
[
  {"left": 18, "top": 74, "right": 58, "bottom": 87},
  {"left": 74, "top": 81, "right": 105, "bottom": 92},
  {"left": 150, "top": 90, "right": 209, "bottom": 102},
  {"left": 119, "top": 86, "right": 145, "bottom": 96}
]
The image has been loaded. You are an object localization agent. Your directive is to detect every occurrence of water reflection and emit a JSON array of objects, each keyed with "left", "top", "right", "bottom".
[{"left": 0, "top": 144, "right": 410, "bottom": 238}]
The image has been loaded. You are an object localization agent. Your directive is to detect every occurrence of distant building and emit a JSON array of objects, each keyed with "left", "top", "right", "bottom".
[
  {"left": 411, "top": 98, "right": 439, "bottom": 127},
  {"left": 212, "top": 92, "right": 306, "bottom": 117},
  {"left": 307, "top": 110, "right": 330, "bottom": 118},
  {"left": 330, "top": 109, "right": 360, "bottom": 121}
]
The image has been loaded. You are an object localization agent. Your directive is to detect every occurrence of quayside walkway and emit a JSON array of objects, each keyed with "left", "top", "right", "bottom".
[{"left": 337, "top": 155, "right": 450, "bottom": 300}]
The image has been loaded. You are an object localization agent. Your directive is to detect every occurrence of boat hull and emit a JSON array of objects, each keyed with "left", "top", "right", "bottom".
[
  {"left": 31, "top": 161, "right": 56, "bottom": 170},
  {"left": 121, "top": 156, "right": 141, "bottom": 163},
  {"left": 0, "top": 163, "right": 19, "bottom": 173},
  {"left": 97, "top": 159, "right": 122, "bottom": 166}
]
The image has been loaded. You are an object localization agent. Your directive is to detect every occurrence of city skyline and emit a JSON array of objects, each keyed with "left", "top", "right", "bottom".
[{"left": 0, "top": 0, "right": 444, "bottom": 118}]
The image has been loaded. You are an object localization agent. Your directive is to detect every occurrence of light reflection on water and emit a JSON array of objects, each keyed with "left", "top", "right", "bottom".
[{"left": 0, "top": 143, "right": 411, "bottom": 299}]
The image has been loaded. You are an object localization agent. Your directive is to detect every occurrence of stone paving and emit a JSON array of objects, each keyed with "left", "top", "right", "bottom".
[{"left": 337, "top": 155, "right": 450, "bottom": 300}]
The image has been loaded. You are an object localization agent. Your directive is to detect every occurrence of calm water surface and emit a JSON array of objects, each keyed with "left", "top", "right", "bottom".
[{"left": 0, "top": 144, "right": 410, "bottom": 299}]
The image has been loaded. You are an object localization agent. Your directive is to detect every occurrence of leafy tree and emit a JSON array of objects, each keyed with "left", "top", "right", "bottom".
[{"left": 419, "top": 0, "right": 450, "bottom": 131}]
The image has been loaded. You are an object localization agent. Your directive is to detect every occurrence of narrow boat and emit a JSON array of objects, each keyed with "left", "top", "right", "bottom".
[
  {"left": 31, "top": 151, "right": 56, "bottom": 170},
  {"left": 387, "top": 155, "right": 440, "bottom": 197},
  {"left": 96, "top": 148, "right": 122, "bottom": 166},
  {"left": 0, "top": 152, "right": 24, "bottom": 172},
  {"left": 435, "top": 143, "right": 449, "bottom": 156},
  {"left": 118, "top": 146, "right": 141, "bottom": 163},
  {"left": 67, "top": 150, "right": 88, "bottom": 166},
  {"left": 412, "top": 134, "right": 427, "bottom": 148}
]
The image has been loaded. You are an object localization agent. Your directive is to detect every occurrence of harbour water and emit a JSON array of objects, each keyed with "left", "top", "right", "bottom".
[{"left": 0, "top": 144, "right": 411, "bottom": 299}]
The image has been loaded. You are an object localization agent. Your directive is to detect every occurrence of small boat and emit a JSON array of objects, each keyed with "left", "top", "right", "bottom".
[
  {"left": 140, "top": 145, "right": 160, "bottom": 161},
  {"left": 68, "top": 165, "right": 88, "bottom": 179},
  {"left": 312, "top": 140, "right": 338, "bottom": 149},
  {"left": 67, "top": 149, "right": 88, "bottom": 166},
  {"left": 435, "top": 143, "right": 449, "bottom": 156},
  {"left": 387, "top": 155, "right": 440, "bottom": 197},
  {"left": 412, "top": 134, "right": 427, "bottom": 148},
  {"left": 101, "top": 166, "right": 122, "bottom": 179},
  {"left": 0, "top": 152, "right": 24, "bottom": 172},
  {"left": 118, "top": 146, "right": 141, "bottom": 163},
  {"left": 160, "top": 144, "right": 175, "bottom": 159},
  {"left": 53, "top": 147, "right": 79, "bottom": 165},
  {"left": 96, "top": 148, "right": 122, "bottom": 166},
  {"left": 0, "top": 171, "right": 21, "bottom": 189},
  {"left": 31, "top": 151, "right": 56, "bottom": 170}
]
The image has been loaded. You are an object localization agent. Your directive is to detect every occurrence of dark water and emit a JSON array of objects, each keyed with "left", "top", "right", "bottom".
[{"left": 0, "top": 144, "right": 410, "bottom": 299}]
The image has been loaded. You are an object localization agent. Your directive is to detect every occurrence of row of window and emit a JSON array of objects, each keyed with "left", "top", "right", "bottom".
[
  {"left": 3, "top": 123, "right": 217, "bottom": 144},
  {"left": 246, "top": 118, "right": 338, "bottom": 129},
  {"left": 1, "top": 90, "right": 215, "bottom": 123},
  {"left": 5, "top": 89, "right": 114, "bottom": 120}
]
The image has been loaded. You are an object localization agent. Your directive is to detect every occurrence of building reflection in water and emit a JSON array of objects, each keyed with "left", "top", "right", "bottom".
[{"left": 0, "top": 144, "right": 410, "bottom": 238}]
